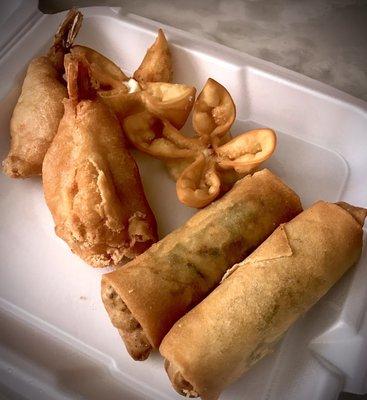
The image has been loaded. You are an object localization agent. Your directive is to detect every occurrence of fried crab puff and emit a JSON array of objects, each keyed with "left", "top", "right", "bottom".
[
  {"left": 123, "top": 78, "right": 277, "bottom": 208},
  {"left": 69, "top": 29, "right": 196, "bottom": 131}
]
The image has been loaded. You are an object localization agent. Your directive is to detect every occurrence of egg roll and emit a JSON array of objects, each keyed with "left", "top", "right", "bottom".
[
  {"left": 42, "top": 58, "right": 157, "bottom": 267},
  {"left": 3, "top": 9, "right": 82, "bottom": 178},
  {"left": 160, "top": 201, "right": 366, "bottom": 400},
  {"left": 101, "top": 169, "right": 302, "bottom": 360}
]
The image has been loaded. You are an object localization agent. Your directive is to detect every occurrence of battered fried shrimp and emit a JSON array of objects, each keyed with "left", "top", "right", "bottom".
[
  {"left": 3, "top": 9, "right": 83, "bottom": 178},
  {"left": 42, "top": 58, "right": 157, "bottom": 267}
]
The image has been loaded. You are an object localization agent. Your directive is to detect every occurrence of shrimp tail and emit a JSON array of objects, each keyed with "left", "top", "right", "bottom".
[{"left": 48, "top": 8, "right": 83, "bottom": 72}]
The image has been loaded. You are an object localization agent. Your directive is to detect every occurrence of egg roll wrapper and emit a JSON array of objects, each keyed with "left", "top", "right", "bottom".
[
  {"left": 101, "top": 169, "right": 302, "bottom": 359},
  {"left": 160, "top": 201, "right": 366, "bottom": 400}
]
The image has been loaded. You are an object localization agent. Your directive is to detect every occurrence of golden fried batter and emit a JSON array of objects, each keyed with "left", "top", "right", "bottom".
[
  {"left": 3, "top": 9, "right": 83, "bottom": 178},
  {"left": 133, "top": 29, "right": 172, "bottom": 83},
  {"left": 42, "top": 60, "right": 157, "bottom": 267}
]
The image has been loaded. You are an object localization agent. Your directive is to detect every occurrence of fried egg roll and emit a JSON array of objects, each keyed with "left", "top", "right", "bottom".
[
  {"left": 43, "top": 59, "right": 157, "bottom": 267},
  {"left": 101, "top": 169, "right": 302, "bottom": 360},
  {"left": 160, "top": 201, "right": 366, "bottom": 400},
  {"left": 3, "top": 9, "right": 82, "bottom": 178}
]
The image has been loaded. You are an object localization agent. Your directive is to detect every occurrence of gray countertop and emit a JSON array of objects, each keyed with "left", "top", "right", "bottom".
[{"left": 39, "top": 0, "right": 367, "bottom": 102}]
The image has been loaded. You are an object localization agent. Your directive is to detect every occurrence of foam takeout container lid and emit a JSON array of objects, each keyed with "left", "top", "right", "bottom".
[{"left": 0, "top": 0, "right": 42, "bottom": 59}]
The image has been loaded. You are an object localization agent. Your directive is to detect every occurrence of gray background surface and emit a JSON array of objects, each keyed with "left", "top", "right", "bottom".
[{"left": 39, "top": 0, "right": 367, "bottom": 102}]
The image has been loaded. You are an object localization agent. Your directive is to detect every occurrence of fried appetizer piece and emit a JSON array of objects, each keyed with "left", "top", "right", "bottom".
[
  {"left": 68, "top": 46, "right": 143, "bottom": 121},
  {"left": 174, "top": 127, "right": 276, "bottom": 207},
  {"left": 133, "top": 29, "right": 172, "bottom": 84},
  {"left": 42, "top": 59, "right": 157, "bottom": 267},
  {"left": 192, "top": 78, "right": 236, "bottom": 145},
  {"left": 141, "top": 82, "right": 196, "bottom": 129},
  {"left": 101, "top": 81, "right": 195, "bottom": 129},
  {"left": 124, "top": 111, "right": 201, "bottom": 158},
  {"left": 124, "top": 78, "right": 276, "bottom": 208},
  {"left": 85, "top": 40, "right": 193, "bottom": 129},
  {"left": 216, "top": 128, "right": 277, "bottom": 173},
  {"left": 101, "top": 169, "right": 302, "bottom": 360},
  {"left": 70, "top": 45, "right": 128, "bottom": 89},
  {"left": 176, "top": 153, "right": 220, "bottom": 208},
  {"left": 3, "top": 9, "right": 83, "bottom": 178},
  {"left": 97, "top": 85, "right": 145, "bottom": 123},
  {"left": 160, "top": 201, "right": 366, "bottom": 400}
]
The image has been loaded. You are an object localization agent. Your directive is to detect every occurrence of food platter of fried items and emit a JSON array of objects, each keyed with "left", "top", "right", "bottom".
[{"left": 2, "top": 9, "right": 366, "bottom": 400}]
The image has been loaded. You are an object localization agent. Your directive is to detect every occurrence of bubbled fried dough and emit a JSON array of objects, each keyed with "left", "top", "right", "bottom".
[
  {"left": 3, "top": 57, "right": 67, "bottom": 178},
  {"left": 133, "top": 29, "right": 172, "bottom": 84},
  {"left": 42, "top": 98, "right": 157, "bottom": 267},
  {"left": 2, "top": 10, "right": 82, "bottom": 178}
]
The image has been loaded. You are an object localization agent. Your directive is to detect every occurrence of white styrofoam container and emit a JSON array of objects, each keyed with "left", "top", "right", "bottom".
[{"left": 0, "top": 6, "right": 367, "bottom": 400}]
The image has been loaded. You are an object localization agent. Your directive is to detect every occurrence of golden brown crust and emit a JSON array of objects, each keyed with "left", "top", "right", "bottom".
[
  {"left": 3, "top": 57, "right": 67, "bottom": 178},
  {"left": 3, "top": 10, "right": 82, "bottom": 178},
  {"left": 160, "top": 201, "right": 365, "bottom": 399},
  {"left": 336, "top": 201, "right": 367, "bottom": 226},
  {"left": 42, "top": 97, "right": 157, "bottom": 267},
  {"left": 101, "top": 169, "right": 302, "bottom": 355},
  {"left": 164, "top": 359, "right": 199, "bottom": 398},
  {"left": 176, "top": 153, "right": 221, "bottom": 208},
  {"left": 69, "top": 45, "right": 128, "bottom": 89},
  {"left": 216, "top": 128, "right": 277, "bottom": 173},
  {"left": 133, "top": 29, "right": 172, "bottom": 84},
  {"left": 123, "top": 111, "right": 200, "bottom": 159},
  {"left": 141, "top": 82, "right": 196, "bottom": 129},
  {"left": 192, "top": 78, "right": 236, "bottom": 144}
]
